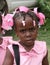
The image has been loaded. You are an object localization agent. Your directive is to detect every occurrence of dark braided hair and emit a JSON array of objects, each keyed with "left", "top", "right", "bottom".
[
  {"left": 13, "top": 11, "right": 39, "bottom": 28},
  {"left": 0, "top": 12, "right": 3, "bottom": 32},
  {"left": 0, "top": 13, "right": 2, "bottom": 25}
]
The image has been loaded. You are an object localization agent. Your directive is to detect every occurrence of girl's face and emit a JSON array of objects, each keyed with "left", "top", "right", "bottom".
[{"left": 15, "top": 16, "right": 38, "bottom": 47}]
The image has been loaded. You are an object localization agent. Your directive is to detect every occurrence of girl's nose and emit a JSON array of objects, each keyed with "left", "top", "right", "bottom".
[{"left": 26, "top": 31, "right": 31, "bottom": 37}]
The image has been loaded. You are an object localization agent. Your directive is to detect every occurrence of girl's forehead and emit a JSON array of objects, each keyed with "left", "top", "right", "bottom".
[
  {"left": 14, "top": 14, "right": 37, "bottom": 28},
  {"left": 15, "top": 17, "right": 37, "bottom": 29},
  {"left": 16, "top": 16, "right": 33, "bottom": 24},
  {"left": 16, "top": 17, "right": 33, "bottom": 26}
]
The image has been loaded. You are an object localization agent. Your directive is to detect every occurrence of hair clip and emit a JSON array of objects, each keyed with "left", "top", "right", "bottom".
[
  {"left": 33, "top": 20, "right": 36, "bottom": 26},
  {"left": 22, "top": 20, "right": 25, "bottom": 26},
  {"left": 33, "top": 7, "right": 38, "bottom": 14}
]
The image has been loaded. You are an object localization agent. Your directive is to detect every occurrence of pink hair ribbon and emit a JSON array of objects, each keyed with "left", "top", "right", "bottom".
[
  {"left": 33, "top": 7, "right": 45, "bottom": 25},
  {"left": 15, "top": 6, "right": 29, "bottom": 13},
  {"left": 2, "top": 14, "right": 13, "bottom": 31}
]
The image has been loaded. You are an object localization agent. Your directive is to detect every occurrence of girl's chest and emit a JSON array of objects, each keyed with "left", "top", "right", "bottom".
[{"left": 14, "top": 52, "right": 43, "bottom": 65}]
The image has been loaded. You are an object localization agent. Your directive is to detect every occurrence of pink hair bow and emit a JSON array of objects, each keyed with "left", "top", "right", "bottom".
[
  {"left": 33, "top": 7, "right": 45, "bottom": 25},
  {"left": 15, "top": 6, "right": 29, "bottom": 13},
  {"left": 2, "top": 14, "right": 13, "bottom": 31}
]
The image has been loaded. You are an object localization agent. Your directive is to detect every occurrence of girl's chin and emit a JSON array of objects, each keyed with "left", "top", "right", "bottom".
[
  {"left": 25, "top": 41, "right": 34, "bottom": 46},
  {"left": 19, "top": 40, "right": 34, "bottom": 46}
]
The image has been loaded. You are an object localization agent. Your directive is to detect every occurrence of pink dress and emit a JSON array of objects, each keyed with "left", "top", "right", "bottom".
[
  {"left": 0, "top": 36, "right": 13, "bottom": 65},
  {"left": 8, "top": 40, "right": 47, "bottom": 65}
]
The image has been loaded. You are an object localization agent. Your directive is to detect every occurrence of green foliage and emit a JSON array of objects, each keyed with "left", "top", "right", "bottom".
[
  {"left": 41, "top": 18, "right": 50, "bottom": 30},
  {"left": 37, "top": 0, "right": 50, "bottom": 18}
]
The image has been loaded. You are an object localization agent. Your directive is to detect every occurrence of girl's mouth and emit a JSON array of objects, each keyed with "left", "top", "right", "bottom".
[{"left": 26, "top": 38, "right": 33, "bottom": 41}]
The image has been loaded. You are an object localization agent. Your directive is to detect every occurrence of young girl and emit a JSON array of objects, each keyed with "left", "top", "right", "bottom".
[
  {"left": 3, "top": 6, "right": 49, "bottom": 65},
  {"left": 0, "top": 0, "right": 8, "bottom": 15},
  {"left": 0, "top": 11, "right": 13, "bottom": 65}
]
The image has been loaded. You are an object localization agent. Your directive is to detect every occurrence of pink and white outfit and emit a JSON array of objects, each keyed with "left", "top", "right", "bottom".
[
  {"left": 0, "top": 36, "right": 13, "bottom": 65},
  {"left": 8, "top": 40, "right": 47, "bottom": 65}
]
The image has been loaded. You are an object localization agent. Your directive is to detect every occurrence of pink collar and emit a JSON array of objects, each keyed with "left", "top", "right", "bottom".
[{"left": 17, "top": 40, "right": 46, "bottom": 54}]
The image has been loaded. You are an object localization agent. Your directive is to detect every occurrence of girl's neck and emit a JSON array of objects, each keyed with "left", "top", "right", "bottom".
[
  {"left": 19, "top": 41, "right": 34, "bottom": 52},
  {"left": 23, "top": 45, "right": 34, "bottom": 52}
]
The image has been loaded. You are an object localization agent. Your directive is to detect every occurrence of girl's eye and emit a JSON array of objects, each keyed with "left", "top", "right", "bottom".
[
  {"left": 20, "top": 29, "right": 26, "bottom": 33},
  {"left": 29, "top": 27, "right": 35, "bottom": 32}
]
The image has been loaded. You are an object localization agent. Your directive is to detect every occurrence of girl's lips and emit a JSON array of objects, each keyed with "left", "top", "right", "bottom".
[{"left": 26, "top": 38, "right": 33, "bottom": 41}]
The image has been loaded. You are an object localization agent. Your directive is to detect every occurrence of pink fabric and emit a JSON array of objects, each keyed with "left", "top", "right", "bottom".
[
  {"left": 3, "top": 36, "right": 13, "bottom": 44},
  {"left": 37, "top": 13, "right": 45, "bottom": 25},
  {"left": 34, "top": 7, "right": 37, "bottom": 14},
  {"left": 33, "top": 7, "right": 45, "bottom": 25},
  {"left": 8, "top": 40, "right": 47, "bottom": 65},
  {"left": 0, "top": 36, "right": 13, "bottom": 65},
  {"left": 15, "top": 6, "right": 29, "bottom": 13},
  {"left": 2, "top": 14, "right": 13, "bottom": 30}
]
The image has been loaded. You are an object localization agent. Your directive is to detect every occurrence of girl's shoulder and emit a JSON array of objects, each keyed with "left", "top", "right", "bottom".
[
  {"left": 3, "top": 36, "right": 13, "bottom": 40},
  {"left": 35, "top": 40, "right": 46, "bottom": 46},
  {"left": 3, "top": 36, "right": 13, "bottom": 41},
  {"left": 7, "top": 40, "right": 19, "bottom": 56},
  {"left": 8, "top": 39, "right": 19, "bottom": 45},
  {"left": 34, "top": 40, "right": 47, "bottom": 54},
  {"left": 2, "top": 36, "right": 13, "bottom": 45}
]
